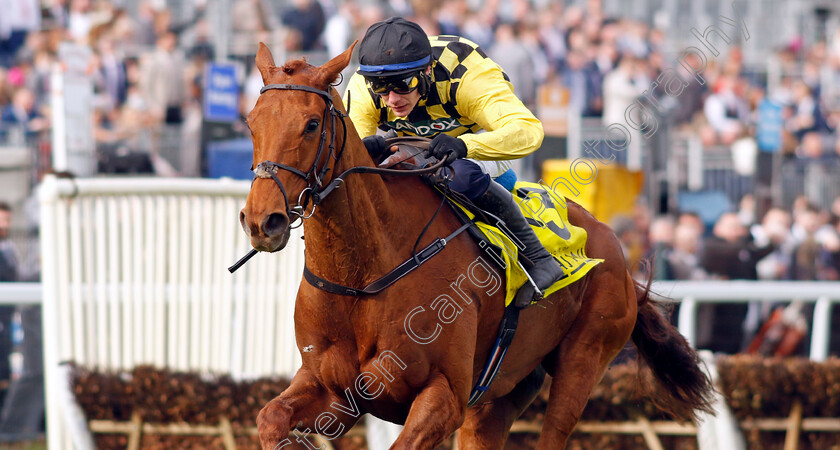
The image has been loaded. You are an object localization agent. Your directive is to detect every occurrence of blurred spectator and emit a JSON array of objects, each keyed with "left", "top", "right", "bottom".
[
  {"left": 67, "top": 0, "right": 95, "bottom": 43},
  {"left": 752, "top": 207, "right": 794, "bottom": 280},
  {"left": 137, "top": 30, "right": 187, "bottom": 125},
  {"left": 785, "top": 80, "right": 829, "bottom": 142},
  {"left": 323, "top": 0, "right": 360, "bottom": 59},
  {"left": 232, "top": 0, "right": 272, "bottom": 36},
  {"left": 666, "top": 53, "right": 708, "bottom": 127},
  {"left": 489, "top": 22, "right": 537, "bottom": 110},
  {"left": 788, "top": 203, "right": 837, "bottom": 281},
  {"left": 669, "top": 223, "right": 706, "bottom": 280},
  {"left": 436, "top": 0, "right": 467, "bottom": 36},
  {"left": 281, "top": 0, "right": 325, "bottom": 52},
  {"left": 701, "top": 75, "right": 750, "bottom": 146},
  {"left": 602, "top": 54, "right": 646, "bottom": 126},
  {"left": 535, "top": 9, "right": 565, "bottom": 71},
  {"left": 519, "top": 21, "right": 550, "bottom": 106},
  {"left": 461, "top": 4, "right": 496, "bottom": 50},
  {"left": 92, "top": 34, "right": 128, "bottom": 112},
  {"left": 795, "top": 131, "right": 833, "bottom": 161},
  {"left": 702, "top": 212, "right": 774, "bottom": 280},
  {"left": 701, "top": 212, "right": 775, "bottom": 353},
  {"left": 131, "top": 1, "right": 159, "bottom": 48},
  {"left": 646, "top": 215, "right": 675, "bottom": 280},
  {"left": 0, "top": 0, "right": 39, "bottom": 68},
  {"left": 44, "top": 0, "right": 70, "bottom": 31},
  {"left": 1, "top": 87, "right": 48, "bottom": 135},
  {"left": 18, "top": 33, "right": 54, "bottom": 103},
  {"left": 560, "top": 50, "right": 594, "bottom": 116}
]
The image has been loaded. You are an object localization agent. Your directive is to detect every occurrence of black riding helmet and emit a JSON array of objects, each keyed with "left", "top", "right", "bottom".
[{"left": 357, "top": 17, "right": 432, "bottom": 96}]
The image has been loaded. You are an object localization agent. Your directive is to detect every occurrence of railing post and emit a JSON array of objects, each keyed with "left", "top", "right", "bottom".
[
  {"left": 678, "top": 297, "right": 697, "bottom": 348},
  {"left": 810, "top": 297, "right": 831, "bottom": 362}
]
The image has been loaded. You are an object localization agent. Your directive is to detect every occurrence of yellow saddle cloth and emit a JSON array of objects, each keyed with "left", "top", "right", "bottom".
[{"left": 453, "top": 181, "right": 603, "bottom": 307}]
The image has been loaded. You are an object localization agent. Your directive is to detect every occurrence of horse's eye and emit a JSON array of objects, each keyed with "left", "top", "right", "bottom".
[{"left": 305, "top": 119, "right": 320, "bottom": 133}]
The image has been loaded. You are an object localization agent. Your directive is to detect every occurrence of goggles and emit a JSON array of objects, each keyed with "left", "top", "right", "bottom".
[{"left": 366, "top": 73, "right": 422, "bottom": 95}]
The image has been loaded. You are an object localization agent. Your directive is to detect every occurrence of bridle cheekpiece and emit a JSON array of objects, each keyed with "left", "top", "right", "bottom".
[{"left": 254, "top": 83, "right": 348, "bottom": 228}]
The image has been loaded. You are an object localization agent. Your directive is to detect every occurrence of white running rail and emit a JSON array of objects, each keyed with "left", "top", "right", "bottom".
[{"left": 651, "top": 280, "right": 840, "bottom": 361}]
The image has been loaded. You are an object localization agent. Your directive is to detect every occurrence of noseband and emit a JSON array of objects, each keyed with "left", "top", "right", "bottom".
[{"left": 254, "top": 83, "right": 348, "bottom": 228}]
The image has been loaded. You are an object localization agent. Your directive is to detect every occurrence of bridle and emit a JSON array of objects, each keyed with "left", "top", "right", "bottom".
[
  {"left": 254, "top": 83, "right": 448, "bottom": 229},
  {"left": 253, "top": 83, "right": 347, "bottom": 228},
  {"left": 231, "top": 81, "right": 448, "bottom": 272}
]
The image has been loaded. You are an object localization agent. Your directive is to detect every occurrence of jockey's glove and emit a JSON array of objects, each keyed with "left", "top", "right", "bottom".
[
  {"left": 362, "top": 135, "right": 391, "bottom": 161},
  {"left": 428, "top": 134, "right": 468, "bottom": 165}
]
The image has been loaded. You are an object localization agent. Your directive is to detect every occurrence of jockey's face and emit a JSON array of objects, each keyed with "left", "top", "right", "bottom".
[
  {"left": 368, "top": 67, "right": 429, "bottom": 118},
  {"left": 380, "top": 88, "right": 422, "bottom": 118}
]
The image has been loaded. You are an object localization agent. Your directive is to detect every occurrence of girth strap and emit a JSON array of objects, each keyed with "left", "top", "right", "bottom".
[{"left": 302, "top": 221, "right": 473, "bottom": 296}]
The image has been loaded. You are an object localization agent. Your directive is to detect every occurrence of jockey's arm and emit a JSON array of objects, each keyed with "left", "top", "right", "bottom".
[
  {"left": 343, "top": 73, "right": 381, "bottom": 138},
  {"left": 455, "top": 61, "right": 544, "bottom": 161}
]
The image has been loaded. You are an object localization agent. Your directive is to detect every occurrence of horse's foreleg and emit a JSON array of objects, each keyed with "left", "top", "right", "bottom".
[
  {"left": 457, "top": 366, "right": 546, "bottom": 449},
  {"left": 257, "top": 368, "right": 360, "bottom": 449},
  {"left": 389, "top": 372, "right": 465, "bottom": 450}
]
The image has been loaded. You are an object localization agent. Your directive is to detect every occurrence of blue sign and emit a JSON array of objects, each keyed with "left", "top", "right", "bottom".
[
  {"left": 756, "top": 99, "right": 783, "bottom": 152},
  {"left": 203, "top": 63, "right": 239, "bottom": 122}
]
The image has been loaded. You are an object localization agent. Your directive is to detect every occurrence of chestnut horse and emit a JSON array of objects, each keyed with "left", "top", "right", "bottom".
[{"left": 239, "top": 42, "right": 713, "bottom": 449}]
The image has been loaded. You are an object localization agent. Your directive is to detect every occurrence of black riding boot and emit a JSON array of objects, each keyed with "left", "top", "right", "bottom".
[{"left": 473, "top": 181, "right": 565, "bottom": 308}]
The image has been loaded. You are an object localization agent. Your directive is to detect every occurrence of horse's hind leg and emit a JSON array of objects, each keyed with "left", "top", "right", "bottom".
[
  {"left": 456, "top": 367, "right": 546, "bottom": 449},
  {"left": 536, "top": 271, "right": 637, "bottom": 449}
]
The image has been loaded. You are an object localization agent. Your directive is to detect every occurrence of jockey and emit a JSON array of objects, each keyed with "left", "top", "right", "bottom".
[{"left": 344, "top": 17, "right": 563, "bottom": 307}]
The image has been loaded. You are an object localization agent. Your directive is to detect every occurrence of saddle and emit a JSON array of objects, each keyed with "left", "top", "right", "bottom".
[{"left": 379, "top": 137, "right": 603, "bottom": 308}]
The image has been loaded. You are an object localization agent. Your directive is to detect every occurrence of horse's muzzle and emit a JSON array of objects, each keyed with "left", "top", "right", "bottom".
[{"left": 240, "top": 209, "right": 292, "bottom": 252}]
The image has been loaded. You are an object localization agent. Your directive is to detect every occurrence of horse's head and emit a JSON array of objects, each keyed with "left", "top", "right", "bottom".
[{"left": 240, "top": 42, "right": 356, "bottom": 252}]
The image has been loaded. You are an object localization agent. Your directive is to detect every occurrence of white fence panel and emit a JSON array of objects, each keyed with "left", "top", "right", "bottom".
[{"left": 39, "top": 176, "right": 304, "bottom": 449}]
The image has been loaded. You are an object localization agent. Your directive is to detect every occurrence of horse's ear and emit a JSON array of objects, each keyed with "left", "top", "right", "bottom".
[
  {"left": 255, "top": 42, "right": 277, "bottom": 84},
  {"left": 317, "top": 40, "right": 357, "bottom": 86}
]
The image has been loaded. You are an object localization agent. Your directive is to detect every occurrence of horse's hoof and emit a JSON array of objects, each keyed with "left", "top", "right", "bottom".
[{"left": 257, "top": 404, "right": 292, "bottom": 449}]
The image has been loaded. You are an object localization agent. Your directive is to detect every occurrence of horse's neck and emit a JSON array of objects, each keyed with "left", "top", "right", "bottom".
[{"left": 302, "top": 147, "right": 429, "bottom": 285}]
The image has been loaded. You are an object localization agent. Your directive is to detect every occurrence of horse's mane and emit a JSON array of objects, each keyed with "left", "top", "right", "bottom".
[{"left": 280, "top": 58, "right": 310, "bottom": 75}]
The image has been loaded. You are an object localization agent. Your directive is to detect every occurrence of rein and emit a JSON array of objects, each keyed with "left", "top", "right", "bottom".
[{"left": 229, "top": 83, "right": 449, "bottom": 273}]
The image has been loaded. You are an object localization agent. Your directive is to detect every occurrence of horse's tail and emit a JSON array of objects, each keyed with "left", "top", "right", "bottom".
[{"left": 631, "top": 271, "right": 715, "bottom": 421}]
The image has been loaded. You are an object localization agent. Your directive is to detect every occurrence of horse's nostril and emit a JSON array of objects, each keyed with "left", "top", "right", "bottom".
[
  {"left": 239, "top": 210, "right": 246, "bottom": 225},
  {"left": 263, "top": 213, "right": 289, "bottom": 236}
]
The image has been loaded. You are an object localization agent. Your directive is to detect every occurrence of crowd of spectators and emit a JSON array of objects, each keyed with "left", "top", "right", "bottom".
[
  {"left": 1, "top": 0, "right": 839, "bottom": 174},
  {"left": 624, "top": 193, "right": 840, "bottom": 283}
]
